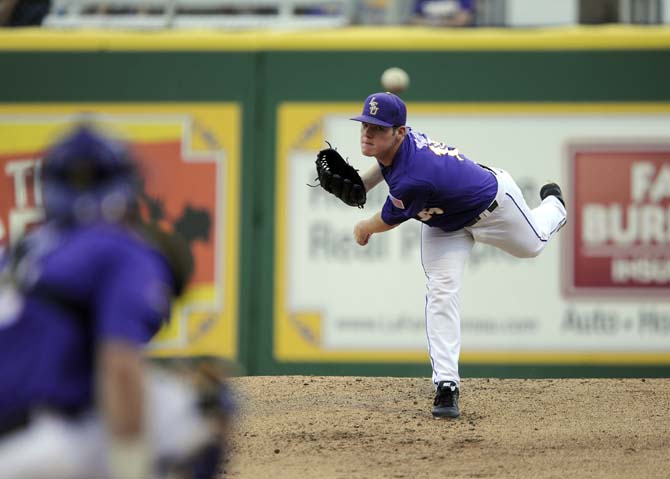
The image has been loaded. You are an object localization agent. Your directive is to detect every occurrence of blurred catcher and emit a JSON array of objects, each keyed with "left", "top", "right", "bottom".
[{"left": 0, "top": 124, "right": 233, "bottom": 478}]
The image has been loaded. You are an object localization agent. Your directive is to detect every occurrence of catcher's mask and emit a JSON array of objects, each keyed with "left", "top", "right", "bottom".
[{"left": 42, "top": 124, "right": 140, "bottom": 225}]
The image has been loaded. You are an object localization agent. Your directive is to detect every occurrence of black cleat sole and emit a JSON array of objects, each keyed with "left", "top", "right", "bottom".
[
  {"left": 540, "top": 182, "right": 565, "bottom": 207},
  {"left": 432, "top": 408, "right": 460, "bottom": 419}
]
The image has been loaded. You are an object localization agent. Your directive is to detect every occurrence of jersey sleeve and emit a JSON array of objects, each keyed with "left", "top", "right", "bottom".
[
  {"left": 381, "top": 183, "right": 431, "bottom": 225},
  {"left": 95, "top": 247, "right": 174, "bottom": 345}
]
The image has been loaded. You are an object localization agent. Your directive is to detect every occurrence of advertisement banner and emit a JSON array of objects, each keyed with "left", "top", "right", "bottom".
[
  {"left": 568, "top": 145, "right": 670, "bottom": 295},
  {"left": 0, "top": 104, "right": 240, "bottom": 358},
  {"left": 274, "top": 102, "right": 670, "bottom": 364}
]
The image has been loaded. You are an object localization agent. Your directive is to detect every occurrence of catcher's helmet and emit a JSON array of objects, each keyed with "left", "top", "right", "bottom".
[{"left": 42, "top": 124, "right": 139, "bottom": 224}]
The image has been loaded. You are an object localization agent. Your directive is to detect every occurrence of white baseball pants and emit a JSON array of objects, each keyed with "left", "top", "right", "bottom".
[
  {"left": 0, "top": 367, "right": 218, "bottom": 479},
  {"left": 421, "top": 168, "right": 567, "bottom": 387}
]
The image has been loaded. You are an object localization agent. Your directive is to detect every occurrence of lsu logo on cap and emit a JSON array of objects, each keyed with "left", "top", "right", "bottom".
[{"left": 369, "top": 97, "right": 379, "bottom": 116}]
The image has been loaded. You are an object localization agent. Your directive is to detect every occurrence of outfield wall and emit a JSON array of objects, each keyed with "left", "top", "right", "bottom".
[{"left": 1, "top": 26, "right": 669, "bottom": 377}]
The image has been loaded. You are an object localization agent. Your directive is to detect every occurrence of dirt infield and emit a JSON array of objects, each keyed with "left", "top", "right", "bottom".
[{"left": 224, "top": 376, "right": 670, "bottom": 479}]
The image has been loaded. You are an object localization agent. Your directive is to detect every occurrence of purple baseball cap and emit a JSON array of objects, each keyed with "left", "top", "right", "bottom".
[{"left": 351, "top": 92, "right": 407, "bottom": 128}]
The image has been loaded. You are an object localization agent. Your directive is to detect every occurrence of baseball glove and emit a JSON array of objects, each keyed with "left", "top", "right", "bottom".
[{"left": 315, "top": 143, "right": 366, "bottom": 208}]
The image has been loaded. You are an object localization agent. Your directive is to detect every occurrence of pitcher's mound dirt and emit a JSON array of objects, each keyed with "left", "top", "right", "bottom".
[{"left": 224, "top": 376, "right": 670, "bottom": 479}]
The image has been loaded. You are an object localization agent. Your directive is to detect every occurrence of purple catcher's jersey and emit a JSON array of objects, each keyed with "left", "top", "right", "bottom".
[
  {"left": 380, "top": 129, "right": 498, "bottom": 231},
  {"left": 0, "top": 222, "right": 174, "bottom": 422}
]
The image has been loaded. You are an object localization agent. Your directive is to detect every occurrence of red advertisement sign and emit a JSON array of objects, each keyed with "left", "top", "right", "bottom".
[
  {"left": 566, "top": 145, "right": 670, "bottom": 297},
  {"left": 0, "top": 140, "right": 217, "bottom": 286},
  {"left": 0, "top": 151, "right": 45, "bottom": 245}
]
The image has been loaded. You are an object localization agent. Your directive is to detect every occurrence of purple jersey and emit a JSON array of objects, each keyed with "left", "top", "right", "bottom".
[
  {"left": 380, "top": 129, "right": 498, "bottom": 232},
  {"left": 0, "top": 222, "right": 174, "bottom": 422}
]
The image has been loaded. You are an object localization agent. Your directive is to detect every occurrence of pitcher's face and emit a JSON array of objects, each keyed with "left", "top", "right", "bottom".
[{"left": 360, "top": 122, "right": 401, "bottom": 158}]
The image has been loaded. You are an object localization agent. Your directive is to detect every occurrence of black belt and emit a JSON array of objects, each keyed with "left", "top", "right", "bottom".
[
  {"left": 464, "top": 199, "right": 499, "bottom": 227},
  {"left": 0, "top": 406, "right": 88, "bottom": 439},
  {"left": 464, "top": 163, "right": 499, "bottom": 227},
  {"left": 0, "top": 411, "right": 30, "bottom": 438}
]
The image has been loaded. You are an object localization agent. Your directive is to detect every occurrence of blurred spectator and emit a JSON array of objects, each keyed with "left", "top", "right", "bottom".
[
  {"left": 355, "top": 0, "right": 392, "bottom": 24},
  {"left": 410, "top": 0, "right": 475, "bottom": 27},
  {"left": 579, "top": 0, "right": 619, "bottom": 24},
  {"left": 0, "top": 0, "right": 50, "bottom": 26}
]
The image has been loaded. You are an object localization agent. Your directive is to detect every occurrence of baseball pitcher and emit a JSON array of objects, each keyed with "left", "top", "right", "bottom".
[{"left": 316, "top": 92, "right": 566, "bottom": 418}]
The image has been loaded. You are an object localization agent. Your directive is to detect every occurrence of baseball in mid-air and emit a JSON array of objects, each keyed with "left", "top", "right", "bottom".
[{"left": 381, "top": 67, "right": 410, "bottom": 94}]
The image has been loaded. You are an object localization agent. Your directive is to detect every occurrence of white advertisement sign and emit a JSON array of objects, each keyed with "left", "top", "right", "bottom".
[{"left": 275, "top": 103, "right": 670, "bottom": 363}]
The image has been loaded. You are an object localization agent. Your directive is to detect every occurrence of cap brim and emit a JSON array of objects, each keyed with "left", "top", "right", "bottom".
[{"left": 350, "top": 115, "right": 394, "bottom": 128}]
